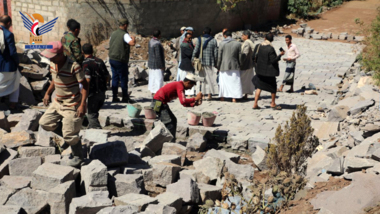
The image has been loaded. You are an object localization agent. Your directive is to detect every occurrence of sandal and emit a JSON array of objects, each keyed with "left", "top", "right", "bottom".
[
  {"left": 286, "top": 89, "right": 294, "bottom": 93},
  {"left": 271, "top": 105, "right": 282, "bottom": 110},
  {"left": 252, "top": 106, "right": 261, "bottom": 110}
]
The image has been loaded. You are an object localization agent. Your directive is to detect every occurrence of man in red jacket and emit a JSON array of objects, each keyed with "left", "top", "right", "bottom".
[{"left": 152, "top": 73, "right": 202, "bottom": 139}]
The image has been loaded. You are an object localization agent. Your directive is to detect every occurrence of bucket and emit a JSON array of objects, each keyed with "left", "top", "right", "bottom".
[
  {"left": 127, "top": 104, "right": 142, "bottom": 118},
  {"left": 144, "top": 106, "right": 156, "bottom": 119},
  {"left": 187, "top": 111, "right": 201, "bottom": 126},
  {"left": 202, "top": 112, "right": 217, "bottom": 127}
]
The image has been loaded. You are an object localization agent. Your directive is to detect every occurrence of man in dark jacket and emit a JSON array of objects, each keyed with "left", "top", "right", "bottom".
[
  {"left": 252, "top": 33, "right": 284, "bottom": 110},
  {"left": 61, "top": 19, "right": 84, "bottom": 65},
  {"left": 148, "top": 30, "right": 165, "bottom": 95},
  {"left": 0, "top": 15, "right": 20, "bottom": 110},
  {"left": 109, "top": 18, "right": 136, "bottom": 103},
  {"left": 179, "top": 33, "right": 196, "bottom": 97},
  {"left": 82, "top": 43, "right": 110, "bottom": 129}
]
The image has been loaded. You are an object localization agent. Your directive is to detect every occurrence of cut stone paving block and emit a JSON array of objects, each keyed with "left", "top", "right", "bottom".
[
  {"left": 186, "top": 132, "right": 207, "bottom": 152},
  {"left": 81, "top": 160, "right": 108, "bottom": 194},
  {"left": 0, "top": 186, "right": 17, "bottom": 205},
  {"left": 198, "top": 183, "right": 222, "bottom": 203},
  {"left": 179, "top": 169, "right": 210, "bottom": 184},
  {"left": 48, "top": 181, "right": 76, "bottom": 214},
  {"left": 327, "top": 106, "right": 349, "bottom": 122},
  {"left": 9, "top": 157, "right": 42, "bottom": 177},
  {"left": 30, "top": 78, "right": 49, "bottom": 92},
  {"left": 247, "top": 136, "right": 270, "bottom": 153},
  {"left": 89, "top": 141, "right": 128, "bottom": 167},
  {"left": 44, "top": 154, "right": 61, "bottom": 164},
  {"left": 36, "top": 125, "right": 56, "bottom": 147},
  {"left": 81, "top": 129, "right": 110, "bottom": 145},
  {"left": 326, "top": 158, "right": 344, "bottom": 175},
  {"left": 114, "top": 193, "right": 158, "bottom": 211},
  {"left": 5, "top": 188, "right": 49, "bottom": 214},
  {"left": 152, "top": 162, "right": 181, "bottom": 187},
  {"left": 193, "top": 157, "right": 224, "bottom": 181},
  {"left": 113, "top": 174, "right": 144, "bottom": 196},
  {"left": 155, "top": 192, "right": 182, "bottom": 213},
  {"left": 0, "top": 148, "right": 18, "bottom": 179},
  {"left": 348, "top": 99, "right": 375, "bottom": 115},
  {"left": 18, "top": 146, "right": 55, "bottom": 159},
  {"left": 1, "top": 131, "right": 35, "bottom": 149},
  {"left": 176, "top": 125, "right": 188, "bottom": 139},
  {"left": 0, "top": 205, "right": 22, "bottom": 214},
  {"left": 226, "top": 136, "right": 248, "bottom": 151},
  {"left": 312, "top": 121, "right": 339, "bottom": 139},
  {"left": 203, "top": 149, "right": 240, "bottom": 163},
  {"left": 344, "top": 157, "right": 377, "bottom": 172},
  {"left": 142, "top": 121, "right": 173, "bottom": 153},
  {"left": 145, "top": 204, "right": 176, "bottom": 214},
  {"left": 0, "top": 176, "right": 31, "bottom": 190},
  {"left": 148, "top": 155, "right": 181, "bottom": 166},
  {"left": 350, "top": 131, "right": 364, "bottom": 144},
  {"left": 12, "top": 109, "right": 42, "bottom": 132},
  {"left": 225, "top": 160, "right": 255, "bottom": 181},
  {"left": 251, "top": 146, "right": 267, "bottom": 170},
  {"left": 0, "top": 111, "right": 10, "bottom": 132},
  {"left": 31, "top": 163, "right": 75, "bottom": 191},
  {"left": 371, "top": 148, "right": 380, "bottom": 161},
  {"left": 97, "top": 205, "right": 139, "bottom": 214},
  {"left": 19, "top": 76, "right": 36, "bottom": 105},
  {"left": 338, "top": 34, "right": 347, "bottom": 40},
  {"left": 166, "top": 177, "right": 200, "bottom": 204},
  {"left": 162, "top": 143, "right": 187, "bottom": 166},
  {"left": 69, "top": 191, "right": 112, "bottom": 214}
]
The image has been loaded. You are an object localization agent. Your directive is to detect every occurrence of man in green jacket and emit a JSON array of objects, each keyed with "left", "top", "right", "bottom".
[
  {"left": 61, "top": 19, "right": 84, "bottom": 65},
  {"left": 109, "top": 18, "right": 136, "bottom": 103}
]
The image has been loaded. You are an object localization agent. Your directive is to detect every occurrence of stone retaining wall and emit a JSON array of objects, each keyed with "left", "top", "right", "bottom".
[{"left": 11, "top": 0, "right": 285, "bottom": 45}]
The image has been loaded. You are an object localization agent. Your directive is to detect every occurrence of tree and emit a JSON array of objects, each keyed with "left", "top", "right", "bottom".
[{"left": 217, "top": 0, "right": 253, "bottom": 11}]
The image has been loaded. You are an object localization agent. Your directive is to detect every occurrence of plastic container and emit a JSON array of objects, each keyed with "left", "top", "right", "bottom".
[
  {"left": 187, "top": 111, "right": 201, "bottom": 126},
  {"left": 202, "top": 112, "right": 217, "bottom": 127},
  {"left": 144, "top": 106, "right": 156, "bottom": 119},
  {"left": 127, "top": 104, "right": 142, "bottom": 118}
]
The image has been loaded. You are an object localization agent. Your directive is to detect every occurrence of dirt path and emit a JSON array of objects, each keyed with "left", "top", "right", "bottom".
[{"left": 285, "top": 0, "right": 380, "bottom": 36}]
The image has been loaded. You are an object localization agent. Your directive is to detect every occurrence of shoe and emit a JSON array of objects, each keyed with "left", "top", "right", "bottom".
[
  {"left": 121, "top": 97, "right": 130, "bottom": 103},
  {"left": 112, "top": 97, "right": 120, "bottom": 103},
  {"left": 67, "top": 141, "right": 84, "bottom": 168}
]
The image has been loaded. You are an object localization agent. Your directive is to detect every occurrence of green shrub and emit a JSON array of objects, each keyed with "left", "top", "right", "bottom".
[
  {"left": 288, "top": 0, "right": 345, "bottom": 18},
  {"left": 267, "top": 105, "right": 319, "bottom": 175}
]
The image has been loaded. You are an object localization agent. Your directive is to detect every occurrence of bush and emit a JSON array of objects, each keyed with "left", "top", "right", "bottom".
[
  {"left": 267, "top": 105, "right": 319, "bottom": 175},
  {"left": 288, "top": 0, "right": 345, "bottom": 18},
  {"left": 217, "top": 0, "right": 253, "bottom": 11},
  {"left": 362, "top": 8, "right": 380, "bottom": 83}
]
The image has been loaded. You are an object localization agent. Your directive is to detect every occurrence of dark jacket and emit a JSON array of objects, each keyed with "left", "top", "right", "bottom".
[
  {"left": 217, "top": 37, "right": 241, "bottom": 71},
  {"left": 253, "top": 43, "right": 281, "bottom": 77},
  {"left": 82, "top": 55, "right": 110, "bottom": 97},
  {"left": 0, "top": 25, "right": 19, "bottom": 72},
  {"left": 179, "top": 41, "right": 194, "bottom": 72},
  {"left": 148, "top": 38, "right": 165, "bottom": 70},
  {"left": 109, "top": 29, "right": 130, "bottom": 64}
]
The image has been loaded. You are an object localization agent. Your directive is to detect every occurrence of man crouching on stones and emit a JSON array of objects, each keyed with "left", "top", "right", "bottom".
[
  {"left": 39, "top": 41, "right": 89, "bottom": 168},
  {"left": 152, "top": 73, "right": 202, "bottom": 140}
]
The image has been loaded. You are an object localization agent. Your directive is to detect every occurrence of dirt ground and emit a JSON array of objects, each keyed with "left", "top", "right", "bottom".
[
  {"left": 284, "top": 0, "right": 380, "bottom": 36},
  {"left": 279, "top": 177, "right": 351, "bottom": 214}
]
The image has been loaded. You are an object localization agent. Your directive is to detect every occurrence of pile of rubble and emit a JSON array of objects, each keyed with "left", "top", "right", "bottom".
[{"left": 290, "top": 23, "right": 365, "bottom": 42}]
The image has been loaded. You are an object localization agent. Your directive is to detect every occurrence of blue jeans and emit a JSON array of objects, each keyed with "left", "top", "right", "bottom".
[{"left": 110, "top": 59, "right": 129, "bottom": 99}]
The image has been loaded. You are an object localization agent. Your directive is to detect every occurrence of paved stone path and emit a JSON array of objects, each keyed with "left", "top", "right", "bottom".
[{"left": 100, "top": 37, "right": 363, "bottom": 142}]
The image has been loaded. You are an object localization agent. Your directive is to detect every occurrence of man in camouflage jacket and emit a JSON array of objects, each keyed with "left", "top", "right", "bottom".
[{"left": 61, "top": 19, "right": 84, "bottom": 65}]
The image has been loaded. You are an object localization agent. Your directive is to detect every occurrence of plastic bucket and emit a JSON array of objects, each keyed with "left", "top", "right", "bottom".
[
  {"left": 144, "top": 106, "right": 156, "bottom": 119},
  {"left": 187, "top": 111, "right": 201, "bottom": 126},
  {"left": 202, "top": 112, "right": 217, "bottom": 127},
  {"left": 127, "top": 104, "right": 142, "bottom": 118}
]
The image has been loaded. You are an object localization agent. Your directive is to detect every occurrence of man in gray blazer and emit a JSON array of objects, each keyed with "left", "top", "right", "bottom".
[{"left": 217, "top": 30, "right": 242, "bottom": 103}]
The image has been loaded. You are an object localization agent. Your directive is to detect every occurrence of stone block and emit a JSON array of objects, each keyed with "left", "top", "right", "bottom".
[
  {"left": 338, "top": 34, "right": 347, "bottom": 40},
  {"left": 0, "top": 148, "right": 18, "bottom": 178},
  {"left": 5, "top": 188, "right": 49, "bottom": 214},
  {"left": 113, "top": 174, "right": 144, "bottom": 196},
  {"left": 19, "top": 75, "right": 37, "bottom": 105},
  {"left": 179, "top": 169, "right": 210, "bottom": 184},
  {"left": 18, "top": 146, "right": 55, "bottom": 159},
  {"left": 198, "top": 183, "right": 222, "bottom": 203},
  {"left": 203, "top": 149, "right": 240, "bottom": 163},
  {"left": 348, "top": 99, "right": 375, "bottom": 115},
  {"left": 297, "top": 28, "right": 304, "bottom": 35},
  {"left": 176, "top": 125, "right": 188, "bottom": 139},
  {"left": 226, "top": 136, "right": 248, "bottom": 150},
  {"left": 161, "top": 143, "right": 187, "bottom": 166},
  {"left": 81, "top": 160, "right": 108, "bottom": 193},
  {"left": 326, "top": 158, "right": 344, "bottom": 175},
  {"left": 12, "top": 109, "right": 42, "bottom": 132},
  {"left": 193, "top": 157, "right": 224, "bottom": 181},
  {"left": 354, "top": 36, "right": 364, "bottom": 42},
  {"left": 1, "top": 131, "right": 35, "bottom": 149},
  {"left": 30, "top": 79, "right": 49, "bottom": 92},
  {"left": 0, "top": 111, "right": 10, "bottom": 131},
  {"left": 97, "top": 206, "right": 139, "bottom": 214},
  {"left": 152, "top": 162, "right": 181, "bottom": 187},
  {"left": 45, "top": 154, "right": 61, "bottom": 164},
  {"left": 166, "top": 177, "right": 200, "bottom": 204},
  {"left": 186, "top": 132, "right": 207, "bottom": 152},
  {"left": 251, "top": 146, "right": 267, "bottom": 170},
  {"left": 114, "top": 193, "right": 158, "bottom": 211},
  {"left": 300, "top": 23, "right": 307, "bottom": 28},
  {"left": 347, "top": 35, "right": 354, "bottom": 42},
  {"left": 9, "top": 157, "right": 42, "bottom": 177},
  {"left": 69, "top": 191, "right": 112, "bottom": 214},
  {"left": 48, "top": 181, "right": 76, "bottom": 214},
  {"left": 225, "top": 160, "right": 254, "bottom": 181},
  {"left": 31, "top": 163, "right": 75, "bottom": 191},
  {"left": 140, "top": 146, "right": 156, "bottom": 158},
  {"left": 0, "top": 205, "right": 23, "bottom": 214},
  {"left": 332, "top": 34, "right": 339, "bottom": 40},
  {"left": 145, "top": 204, "right": 176, "bottom": 214},
  {"left": 312, "top": 34, "right": 322, "bottom": 40},
  {"left": 89, "top": 141, "right": 128, "bottom": 167},
  {"left": 344, "top": 157, "right": 377, "bottom": 172},
  {"left": 0, "top": 186, "right": 17, "bottom": 205},
  {"left": 248, "top": 136, "right": 270, "bottom": 153},
  {"left": 36, "top": 125, "right": 56, "bottom": 147},
  {"left": 0, "top": 176, "right": 31, "bottom": 190},
  {"left": 148, "top": 155, "right": 181, "bottom": 166},
  {"left": 155, "top": 192, "right": 182, "bottom": 213},
  {"left": 81, "top": 129, "right": 110, "bottom": 145},
  {"left": 141, "top": 121, "right": 173, "bottom": 153},
  {"left": 328, "top": 106, "right": 349, "bottom": 122}
]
